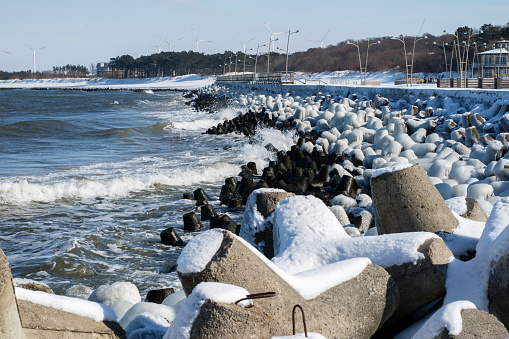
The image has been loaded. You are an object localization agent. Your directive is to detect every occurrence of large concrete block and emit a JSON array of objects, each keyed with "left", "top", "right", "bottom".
[
  {"left": 178, "top": 230, "right": 399, "bottom": 339},
  {"left": 189, "top": 300, "right": 270, "bottom": 339},
  {"left": 489, "top": 250, "right": 509, "bottom": 328},
  {"left": 1, "top": 247, "right": 125, "bottom": 339},
  {"left": 437, "top": 309, "right": 508, "bottom": 338},
  {"left": 371, "top": 164, "right": 458, "bottom": 234},
  {"left": 0, "top": 248, "right": 23, "bottom": 339},
  {"left": 385, "top": 238, "right": 452, "bottom": 322},
  {"left": 19, "top": 300, "right": 125, "bottom": 338}
]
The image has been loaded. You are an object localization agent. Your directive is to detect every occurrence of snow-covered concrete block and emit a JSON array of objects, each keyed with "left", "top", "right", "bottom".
[
  {"left": 177, "top": 230, "right": 398, "bottom": 339},
  {"left": 371, "top": 164, "right": 458, "bottom": 234}
]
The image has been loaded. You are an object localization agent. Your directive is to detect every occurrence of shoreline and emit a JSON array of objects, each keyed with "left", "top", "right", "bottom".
[{"left": 4, "top": 80, "right": 509, "bottom": 337}]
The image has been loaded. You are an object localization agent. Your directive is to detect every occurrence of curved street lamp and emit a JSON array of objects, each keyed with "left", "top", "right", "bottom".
[
  {"left": 284, "top": 29, "right": 299, "bottom": 81},
  {"left": 443, "top": 28, "right": 481, "bottom": 87},
  {"left": 243, "top": 48, "right": 253, "bottom": 74},
  {"left": 267, "top": 37, "right": 278, "bottom": 72},
  {"left": 392, "top": 34, "right": 426, "bottom": 87},
  {"left": 255, "top": 43, "right": 266, "bottom": 74},
  {"left": 347, "top": 39, "right": 380, "bottom": 85}
]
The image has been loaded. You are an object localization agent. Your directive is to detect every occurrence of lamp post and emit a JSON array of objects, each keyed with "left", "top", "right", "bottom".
[
  {"left": 234, "top": 51, "right": 239, "bottom": 74},
  {"left": 255, "top": 43, "right": 266, "bottom": 74},
  {"left": 347, "top": 39, "right": 380, "bottom": 85},
  {"left": 392, "top": 34, "right": 426, "bottom": 87},
  {"left": 480, "top": 43, "right": 486, "bottom": 78},
  {"left": 410, "top": 35, "right": 427, "bottom": 86},
  {"left": 243, "top": 48, "right": 252, "bottom": 74},
  {"left": 223, "top": 53, "right": 227, "bottom": 75},
  {"left": 267, "top": 37, "right": 278, "bottom": 73},
  {"left": 433, "top": 41, "right": 451, "bottom": 77},
  {"left": 284, "top": 29, "right": 299, "bottom": 81},
  {"left": 443, "top": 28, "right": 481, "bottom": 87}
]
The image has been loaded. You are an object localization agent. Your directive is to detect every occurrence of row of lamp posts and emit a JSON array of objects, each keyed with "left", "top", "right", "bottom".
[{"left": 221, "top": 24, "right": 497, "bottom": 88}]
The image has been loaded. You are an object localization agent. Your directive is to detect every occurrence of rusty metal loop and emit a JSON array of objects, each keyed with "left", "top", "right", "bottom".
[
  {"left": 235, "top": 291, "right": 276, "bottom": 305},
  {"left": 292, "top": 304, "right": 308, "bottom": 337}
]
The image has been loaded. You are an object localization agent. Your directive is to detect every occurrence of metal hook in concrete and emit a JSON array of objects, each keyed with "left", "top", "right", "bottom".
[{"left": 292, "top": 304, "right": 308, "bottom": 337}]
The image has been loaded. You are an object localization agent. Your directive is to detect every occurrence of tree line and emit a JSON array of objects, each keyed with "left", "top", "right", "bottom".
[
  {"left": 0, "top": 64, "right": 89, "bottom": 80},
  {"left": 103, "top": 22, "right": 509, "bottom": 78},
  {"left": 1, "top": 22, "right": 508, "bottom": 80}
]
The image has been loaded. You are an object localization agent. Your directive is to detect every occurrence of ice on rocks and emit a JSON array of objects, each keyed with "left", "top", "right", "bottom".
[
  {"left": 119, "top": 302, "right": 178, "bottom": 329},
  {"left": 124, "top": 313, "right": 169, "bottom": 339},
  {"left": 16, "top": 287, "right": 117, "bottom": 322},
  {"left": 162, "top": 289, "right": 186, "bottom": 307},
  {"left": 111, "top": 301, "right": 134, "bottom": 321},
  {"left": 88, "top": 281, "right": 141, "bottom": 308},
  {"left": 177, "top": 228, "right": 224, "bottom": 274},
  {"left": 273, "top": 195, "right": 350, "bottom": 261}
]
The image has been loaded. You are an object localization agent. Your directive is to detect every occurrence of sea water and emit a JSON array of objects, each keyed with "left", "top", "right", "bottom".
[{"left": 0, "top": 89, "right": 297, "bottom": 297}]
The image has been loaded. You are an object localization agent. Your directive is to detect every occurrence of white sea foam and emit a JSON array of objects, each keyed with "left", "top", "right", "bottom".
[{"left": 0, "top": 162, "right": 240, "bottom": 205}]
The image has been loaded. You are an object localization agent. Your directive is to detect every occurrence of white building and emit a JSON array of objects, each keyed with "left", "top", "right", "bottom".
[{"left": 476, "top": 41, "right": 509, "bottom": 78}]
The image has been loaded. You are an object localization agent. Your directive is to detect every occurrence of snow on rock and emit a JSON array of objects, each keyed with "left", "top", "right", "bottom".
[
  {"left": 164, "top": 282, "right": 252, "bottom": 339},
  {"left": 162, "top": 289, "right": 186, "bottom": 307},
  {"left": 88, "top": 281, "right": 141, "bottom": 307},
  {"left": 439, "top": 211, "right": 485, "bottom": 257},
  {"left": 119, "top": 302, "right": 178, "bottom": 329},
  {"left": 124, "top": 313, "right": 169, "bottom": 339},
  {"left": 411, "top": 198, "right": 509, "bottom": 337},
  {"left": 176, "top": 228, "right": 224, "bottom": 274},
  {"left": 16, "top": 287, "right": 117, "bottom": 322},
  {"left": 371, "top": 163, "right": 413, "bottom": 179},
  {"left": 272, "top": 195, "right": 350, "bottom": 269},
  {"left": 240, "top": 188, "right": 289, "bottom": 247},
  {"left": 409, "top": 301, "right": 476, "bottom": 338},
  {"left": 272, "top": 230, "right": 439, "bottom": 274},
  {"left": 111, "top": 300, "right": 134, "bottom": 321}
]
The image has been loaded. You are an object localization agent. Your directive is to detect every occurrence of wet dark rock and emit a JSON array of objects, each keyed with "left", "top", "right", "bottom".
[
  {"left": 200, "top": 204, "right": 216, "bottom": 221},
  {"left": 210, "top": 214, "right": 236, "bottom": 233},
  {"left": 227, "top": 198, "right": 242, "bottom": 208},
  {"left": 196, "top": 200, "right": 207, "bottom": 207},
  {"left": 160, "top": 227, "right": 186, "bottom": 246},
  {"left": 193, "top": 188, "right": 210, "bottom": 201},
  {"left": 182, "top": 192, "right": 195, "bottom": 200},
  {"left": 146, "top": 288, "right": 176, "bottom": 304},
  {"left": 334, "top": 176, "right": 362, "bottom": 198},
  {"left": 183, "top": 212, "right": 202, "bottom": 232}
]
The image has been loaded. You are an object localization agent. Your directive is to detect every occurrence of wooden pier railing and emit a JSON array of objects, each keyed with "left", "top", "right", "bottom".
[{"left": 437, "top": 77, "right": 509, "bottom": 89}]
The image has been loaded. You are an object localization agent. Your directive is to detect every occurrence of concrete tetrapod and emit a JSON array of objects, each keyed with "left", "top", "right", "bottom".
[
  {"left": 0, "top": 248, "right": 23, "bottom": 338},
  {"left": 0, "top": 247, "right": 125, "bottom": 339},
  {"left": 489, "top": 249, "right": 509, "bottom": 329},
  {"left": 371, "top": 164, "right": 458, "bottom": 234},
  {"left": 177, "top": 230, "right": 399, "bottom": 339},
  {"left": 382, "top": 237, "right": 453, "bottom": 333},
  {"left": 437, "top": 309, "right": 508, "bottom": 338},
  {"left": 189, "top": 300, "right": 270, "bottom": 339}
]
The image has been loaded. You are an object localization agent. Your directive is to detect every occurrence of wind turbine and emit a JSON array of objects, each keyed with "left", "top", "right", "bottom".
[
  {"left": 159, "top": 36, "right": 183, "bottom": 52},
  {"left": 190, "top": 26, "right": 212, "bottom": 53},
  {"left": 262, "top": 20, "right": 284, "bottom": 52},
  {"left": 24, "top": 44, "right": 46, "bottom": 73},
  {"left": 308, "top": 29, "right": 331, "bottom": 48},
  {"left": 0, "top": 50, "right": 11, "bottom": 54},
  {"left": 233, "top": 37, "right": 255, "bottom": 54}
]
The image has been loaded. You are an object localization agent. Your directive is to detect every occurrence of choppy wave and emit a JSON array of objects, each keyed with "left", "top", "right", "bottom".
[
  {"left": 169, "top": 107, "right": 241, "bottom": 131},
  {"left": 0, "top": 119, "right": 87, "bottom": 137},
  {"left": 0, "top": 162, "right": 240, "bottom": 205}
]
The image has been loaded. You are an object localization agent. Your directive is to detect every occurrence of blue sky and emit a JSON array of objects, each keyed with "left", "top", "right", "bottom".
[{"left": 1, "top": 0, "right": 508, "bottom": 72}]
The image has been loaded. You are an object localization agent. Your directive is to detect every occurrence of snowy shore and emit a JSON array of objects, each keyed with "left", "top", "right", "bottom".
[{"left": 7, "top": 74, "right": 509, "bottom": 338}]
